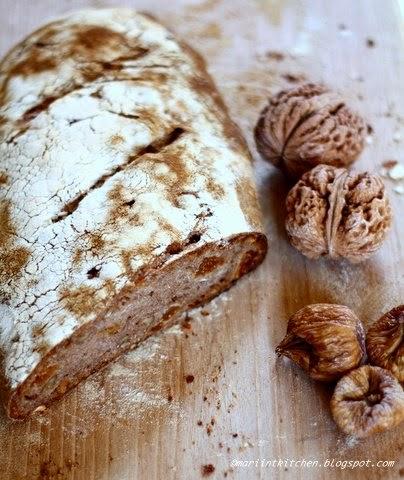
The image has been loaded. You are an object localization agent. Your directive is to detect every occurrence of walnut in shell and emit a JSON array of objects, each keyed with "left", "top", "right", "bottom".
[
  {"left": 276, "top": 304, "right": 366, "bottom": 381},
  {"left": 366, "top": 305, "right": 404, "bottom": 382},
  {"left": 254, "top": 83, "right": 366, "bottom": 178},
  {"left": 285, "top": 164, "right": 392, "bottom": 263},
  {"left": 331, "top": 365, "right": 404, "bottom": 438}
]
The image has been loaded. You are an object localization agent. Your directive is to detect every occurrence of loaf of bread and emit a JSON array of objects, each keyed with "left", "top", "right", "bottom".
[{"left": 0, "top": 9, "right": 267, "bottom": 419}]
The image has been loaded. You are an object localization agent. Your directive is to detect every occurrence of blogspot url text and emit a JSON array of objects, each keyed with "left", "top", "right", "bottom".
[{"left": 230, "top": 458, "right": 395, "bottom": 470}]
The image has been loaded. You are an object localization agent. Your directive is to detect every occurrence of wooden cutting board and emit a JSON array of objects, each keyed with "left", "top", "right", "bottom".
[{"left": 0, "top": 0, "right": 403, "bottom": 479}]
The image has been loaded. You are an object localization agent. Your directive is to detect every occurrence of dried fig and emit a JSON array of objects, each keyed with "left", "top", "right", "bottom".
[
  {"left": 276, "top": 304, "right": 366, "bottom": 381},
  {"left": 331, "top": 365, "right": 404, "bottom": 437},
  {"left": 367, "top": 305, "right": 404, "bottom": 382}
]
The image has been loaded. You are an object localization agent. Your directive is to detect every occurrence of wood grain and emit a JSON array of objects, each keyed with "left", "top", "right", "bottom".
[{"left": 0, "top": 0, "right": 403, "bottom": 479}]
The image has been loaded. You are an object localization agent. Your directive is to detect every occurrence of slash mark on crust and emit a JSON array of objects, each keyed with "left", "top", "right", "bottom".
[{"left": 51, "top": 127, "right": 185, "bottom": 223}]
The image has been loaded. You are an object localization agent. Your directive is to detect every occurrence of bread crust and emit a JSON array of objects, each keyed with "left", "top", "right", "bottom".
[{"left": 0, "top": 9, "right": 267, "bottom": 418}]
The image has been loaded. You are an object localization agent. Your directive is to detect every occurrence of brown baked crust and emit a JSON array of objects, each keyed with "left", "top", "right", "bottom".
[{"left": 0, "top": 9, "right": 267, "bottom": 419}]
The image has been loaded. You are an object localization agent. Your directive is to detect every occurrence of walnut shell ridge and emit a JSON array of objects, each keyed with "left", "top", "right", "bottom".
[
  {"left": 254, "top": 83, "right": 366, "bottom": 178},
  {"left": 285, "top": 164, "right": 392, "bottom": 263}
]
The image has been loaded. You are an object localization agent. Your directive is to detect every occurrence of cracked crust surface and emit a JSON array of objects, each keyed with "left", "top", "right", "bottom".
[{"left": 0, "top": 9, "right": 267, "bottom": 418}]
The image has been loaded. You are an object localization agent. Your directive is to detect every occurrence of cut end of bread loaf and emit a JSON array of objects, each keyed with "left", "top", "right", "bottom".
[
  {"left": 0, "top": 9, "right": 268, "bottom": 419},
  {"left": 5, "top": 233, "right": 266, "bottom": 419}
]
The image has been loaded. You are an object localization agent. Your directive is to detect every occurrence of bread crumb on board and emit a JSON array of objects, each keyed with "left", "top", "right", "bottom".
[
  {"left": 0, "top": 294, "right": 230, "bottom": 453},
  {"left": 0, "top": 323, "right": 185, "bottom": 448}
]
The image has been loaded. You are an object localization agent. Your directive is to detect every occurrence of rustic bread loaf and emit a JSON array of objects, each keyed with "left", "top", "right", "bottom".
[{"left": 0, "top": 9, "right": 267, "bottom": 419}]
